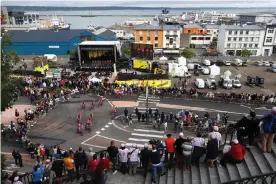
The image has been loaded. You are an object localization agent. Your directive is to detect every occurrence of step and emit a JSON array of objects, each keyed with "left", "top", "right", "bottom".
[
  {"left": 145, "top": 171, "right": 152, "bottom": 184},
  {"left": 167, "top": 167, "right": 175, "bottom": 184},
  {"left": 257, "top": 143, "right": 276, "bottom": 171},
  {"left": 160, "top": 168, "right": 167, "bottom": 184},
  {"left": 183, "top": 168, "right": 192, "bottom": 184},
  {"left": 225, "top": 163, "right": 241, "bottom": 181},
  {"left": 106, "top": 173, "right": 124, "bottom": 184},
  {"left": 191, "top": 166, "right": 201, "bottom": 184},
  {"left": 175, "top": 167, "right": 183, "bottom": 184},
  {"left": 134, "top": 173, "right": 146, "bottom": 184},
  {"left": 217, "top": 165, "right": 231, "bottom": 183},
  {"left": 243, "top": 150, "right": 262, "bottom": 184},
  {"left": 207, "top": 166, "right": 220, "bottom": 184},
  {"left": 199, "top": 164, "right": 210, "bottom": 184},
  {"left": 235, "top": 161, "right": 251, "bottom": 179}
]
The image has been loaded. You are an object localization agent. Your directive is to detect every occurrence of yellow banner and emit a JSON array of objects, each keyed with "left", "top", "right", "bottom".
[
  {"left": 154, "top": 68, "right": 166, "bottom": 74},
  {"left": 115, "top": 79, "right": 171, "bottom": 88},
  {"left": 133, "top": 59, "right": 150, "bottom": 70}
]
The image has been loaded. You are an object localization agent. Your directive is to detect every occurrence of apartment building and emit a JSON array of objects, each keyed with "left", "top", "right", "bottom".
[
  {"left": 134, "top": 24, "right": 180, "bottom": 49},
  {"left": 203, "top": 24, "right": 219, "bottom": 38},
  {"left": 262, "top": 24, "right": 276, "bottom": 56},
  {"left": 238, "top": 13, "right": 276, "bottom": 24},
  {"left": 217, "top": 24, "right": 265, "bottom": 56},
  {"left": 183, "top": 24, "right": 206, "bottom": 34}
]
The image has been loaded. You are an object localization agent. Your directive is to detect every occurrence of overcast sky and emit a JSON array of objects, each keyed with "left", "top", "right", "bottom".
[{"left": 2, "top": 0, "right": 276, "bottom": 8}]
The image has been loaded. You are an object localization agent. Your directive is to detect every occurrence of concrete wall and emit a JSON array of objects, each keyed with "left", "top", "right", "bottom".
[{"left": 217, "top": 25, "right": 226, "bottom": 54}]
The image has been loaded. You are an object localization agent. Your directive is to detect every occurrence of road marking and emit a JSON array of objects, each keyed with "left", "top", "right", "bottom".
[
  {"left": 134, "top": 129, "right": 164, "bottom": 134},
  {"left": 1, "top": 152, "right": 29, "bottom": 156},
  {"left": 138, "top": 101, "right": 159, "bottom": 104},
  {"left": 97, "top": 134, "right": 125, "bottom": 143},
  {"left": 108, "top": 122, "right": 113, "bottom": 125},
  {"left": 101, "top": 128, "right": 105, "bottom": 131},
  {"left": 2, "top": 170, "right": 25, "bottom": 174},
  {"left": 240, "top": 105, "right": 252, "bottom": 109},
  {"left": 96, "top": 131, "right": 101, "bottom": 134},
  {"left": 81, "top": 143, "right": 107, "bottom": 149},
  {"left": 255, "top": 107, "right": 270, "bottom": 110},
  {"left": 131, "top": 133, "right": 164, "bottom": 138},
  {"left": 139, "top": 96, "right": 160, "bottom": 99},
  {"left": 81, "top": 134, "right": 98, "bottom": 144},
  {"left": 105, "top": 125, "right": 109, "bottom": 128},
  {"left": 138, "top": 98, "right": 160, "bottom": 102},
  {"left": 128, "top": 138, "right": 150, "bottom": 142},
  {"left": 111, "top": 120, "right": 132, "bottom": 133}
]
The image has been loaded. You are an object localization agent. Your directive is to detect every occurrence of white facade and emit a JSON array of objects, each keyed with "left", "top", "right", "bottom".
[
  {"left": 110, "top": 29, "right": 126, "bottom": 39},
  {"left": 163, "top": 29, "right": 181, "bottom": 49},
  {"left": 23, "top": 12, "right": 40, "bottom": 26},
  {"left": 217, "top": 24, "right": 266, "bottom": 56},
  {"left": 126, "top": 18, "right": 151, "bottom": 26},
  {"left": 189, "top": 34, "right": 212, "bottom": 45},
  {"left": 262, "top": 25, "right": 276, "bottom": 56}
]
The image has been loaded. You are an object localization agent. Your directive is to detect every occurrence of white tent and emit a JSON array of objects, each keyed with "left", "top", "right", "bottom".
[
  {"left": 177, "top": 56, "right": 186, "bottom": 66},
  {"left": 89, "top": 77, "right": 102, "bottom": 83},
  {"left": 160, "top": 56, "right": 168, "bottom": 61},
  {"left": 208, "top": 64, "right": 220, "bottom": 76}
]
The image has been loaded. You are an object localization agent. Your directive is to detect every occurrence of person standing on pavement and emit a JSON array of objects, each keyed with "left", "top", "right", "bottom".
[
  {"left": 74, "top": 147, "right": 85, "bottom": 176},
  {"left": 140, "top": 143, "right": 151, "bottom": 177},
  {"left": 128, "top": 144, "right": 140, "bottom": 176},
  {"left": 12, "top": 150, "right": 18, "bottom": 166},
  {"left": 150, "top": 144, "right": 166, "bottom": 183},
  {"left": 86, "top": 147, "right": 94, "bottom": 163},
  {"left": 88, "top": 154, "right": 98, "bottom": 180},
  {"left": 118, "top": 144, "right": 128, "bottom": 174},
  {"left": 51, "top": 157, "right": 64, "bottom": 184},
  {"left": 174, "top": 133, "right": 185, "bottom": 168},
  {"left": 260, "top": 107, "right": 276, "bottom": 153},
  {"left": 64, "top": 152, "right": 75, "bottom": 182},
  {"left": 16, "top": 151, "right": 23, "bottom": 167},
  {"left": 223, "top": 113, "right": 229, "bottom": 125},
  {"left": 163, "top": 121, "right": 167, "bottom": 132},
  {"left": 107, "top": 141, "right": 119, "bottom": 174},
  {"left": 165, "top": 134, "right": 175, "bottom": 170},
  {"left": 32, "top": 164, "right": 44, "bottom": 184}
]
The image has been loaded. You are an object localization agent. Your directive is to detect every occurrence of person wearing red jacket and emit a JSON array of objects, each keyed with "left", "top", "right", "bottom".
[{"left": 220, "top": 139, "right": 246, "bottom": 167}]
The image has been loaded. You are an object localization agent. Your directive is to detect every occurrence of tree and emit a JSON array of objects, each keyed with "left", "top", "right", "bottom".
[
  {"left": 1, "top": 29, "right": 20, "bottom": 111},
  {"left": 241, "top": 49, "right": 252, "bottom": 57},
  {"left": 122, "top": 47, "right": 131, "bottom": 56},
  {"left": 182, "top": 49, "right": 195, "bottom": 59}
]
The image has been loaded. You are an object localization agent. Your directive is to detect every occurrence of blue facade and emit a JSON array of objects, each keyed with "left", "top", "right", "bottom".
[{"left": 4, "top": 30, "right": 114, "bottom": 55}]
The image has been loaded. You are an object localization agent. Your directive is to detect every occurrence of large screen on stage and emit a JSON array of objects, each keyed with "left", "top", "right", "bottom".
[
  {"left": 131, "top": 43, "right": 153, "bottom": 60},
  {"left": 79, "top": 45, "right": 116, "bottom": 71}
]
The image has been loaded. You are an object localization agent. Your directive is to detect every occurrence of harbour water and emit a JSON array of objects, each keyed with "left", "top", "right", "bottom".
[{"left": 38, "top": 8, "right": 276, "bottom": 29}]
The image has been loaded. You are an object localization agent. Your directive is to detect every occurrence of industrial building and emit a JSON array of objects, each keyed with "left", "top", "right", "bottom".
[{"left": 5, "top": 29, "right": 116, "bottom": 55}]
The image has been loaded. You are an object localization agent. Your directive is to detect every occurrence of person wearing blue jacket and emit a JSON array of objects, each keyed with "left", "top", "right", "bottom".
[
  {"left": 261, "top": 107, "right": 276, "bottom": 153},
  {"left": 32, "top": 164, "right": 44, "bottom": 184}
]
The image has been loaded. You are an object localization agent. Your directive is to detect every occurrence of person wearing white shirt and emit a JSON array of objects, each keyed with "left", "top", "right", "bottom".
[
  {"left": 164, "top": 122, "right": 168, "bottom": 133},
  {"left": 191, "top": 132, "right": 206, "bottom": 167},
  {"left": 208, "top": 126, "right": 222, "bottom": 146},
  {"left": 128, "top": 144, "right": 140, "bottom": 175},
  {"left": 42, "top": 82, "right": 46, "bottom": 88},
  {"left": 118, "top": 144, "right": 129, "bottom": 174}
]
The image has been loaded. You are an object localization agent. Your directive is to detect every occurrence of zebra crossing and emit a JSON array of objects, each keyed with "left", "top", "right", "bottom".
[
  {"left": 126, "top": 128, "right": 165, "bottom": 149},
  {"left": 131, "top": 95, "right": 160, "bottom": 121}
]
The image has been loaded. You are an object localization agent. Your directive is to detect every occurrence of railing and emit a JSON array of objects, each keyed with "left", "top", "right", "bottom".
[{"left": 221, "top": 171, "right": 276, "bottom": 184}]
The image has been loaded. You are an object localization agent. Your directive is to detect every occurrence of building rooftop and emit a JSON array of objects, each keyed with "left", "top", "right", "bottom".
[
  {"left": 224, "top": 24, "right": 265, "bottom": 30},
  {"left": 135, "top": 24, "right": 180, "bottom": 30},
  {"left": 6, "top": 29, "right": 95, "bottom": 42},
  {"left": 79, "top": 41, "right": 120, "bottom": 46},
  {"left": 203, "top": 24, "right": 220, "bottom": 29},
  {"left": 184, "top": 24, "right": 203, "bottom": 29},
  {"left": 97, "top": 29, "right": 116, "bottom": 40},
  {"left": 238, "top": 12, "right": 276, "bottom": 17}
]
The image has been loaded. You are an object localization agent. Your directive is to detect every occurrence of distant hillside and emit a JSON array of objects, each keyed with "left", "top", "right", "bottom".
[{"left": 5, "top": 6, "right": 257, "bottom": 11}]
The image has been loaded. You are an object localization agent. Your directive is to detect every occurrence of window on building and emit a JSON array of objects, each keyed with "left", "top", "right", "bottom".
[
  {"left": 255, "top": 44, "right": 258, "bottom": 48},
  {"left": 188, "top": 30, "right": 191, "bottom": 33},
  {"left": 199, "top": 37, "right": 204, "bottom": 40},
  {"left": 206, "top": 37, "right": 211, "bottom": 40},
  {"left": 147, "top": 37, "right": 150, "bottom": 41},
  {"left": 169, "top": 38, "right": 174, "bottom": 45},
  {"left": 207, "top": 30, "right": 210, "bottom": 33},
  {"left": 155, "top": 37, "right": 158, "bottom": 41},
  {"left": 244, "top": 37, "right": 248, "bottom": 41},
  {"left": 254, "top": 37, "right": 259, "bottom": 42},
  {"left": 173, "top": 31, "right": 177, "bottom": 35},
  {"left": 192, "top": 37, "right": 196, "bottom": 40},
  {"left": 166, "top": 31, "right": 170, "bottom": 35},
  {"left": 173, "top": 37, "right": 176, "bottom": 41},
  {"left": 246, "top": 31, "right": 249, "bottom": 35},
  {"left": 228, "top": 37, "right": 231, "bottom": 41},
  {"left": 228, "top": 31, "right": 232, "bottom": 35},
  {"left": 140, "top": 37, "right": 143, "bottom": 41},
  {"left": 236, "top": 44, "right": 241, "bottom": 48},
  {"left": 227, "top": 44, "right": 231, "bottom": 48},
  {"left": 250, "top": 37, "right": 254, "bottom": 41},
  {"left": 240, "top": 31, "right": 243, "bottom": 35},
  {"left": 154, "top": 31, "right": 158, "bottom": 36},
  {"left": 266, "top": 37, "right": 272, "bottom": 43},
  {"left": 268, "top": 29, "right": 274, "bottom": 33},
  {"left": 173, "top": 43, "right": 176, "bottom": 47},
  {"left": 244, "top": 44, "right": 247, "bottom": 48},
  {"left": 255, "top": 31, "right": 260, "bottom": 35},
  {"left": 249, "top": 44, "right": 252, "bottom": 48},
  {"left": 147, "top": 31, "right": 150, "bottom": 37},
  {"left": 166, "top": 43, "right": 169, "bottom": 46},
  {"left": 239, "top": 37, "right": 242, "bottom": 41},
  {"left": 166, "top": 37, "right": 169, "bottom": 40},
  {"left": 200, "top": 30, "right": 203, "bottom": 34},
  {"left": 233, "top": 37, "right": 237, "bottom": 41},
  {"left": 234, "top": 31, "right": 238, "bottom": 35},
  {"left": 214, "top": 32, "right": 216, "bottom": 34},
  {"left": 155, "top": 43, "right": 158, "bottom": 47},
  {"left": 139, "top": 31, "right": 143, "bottom": 36}
]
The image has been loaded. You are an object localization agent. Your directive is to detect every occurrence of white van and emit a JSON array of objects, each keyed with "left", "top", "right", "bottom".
[
  {"left": 224, "top": 60, "right": 231, "bottom": 66},
  {"left": 195, "top": 78, "right": 205, "bottom": 89},
  {"left": 203, "top": 59, "right": 211, "bottom": 66},
  {"left": 187, "top": 63, "right": 202, "bottom": 71},
  {"left": 205, "top": 78, "right": 216, "bottom": 89}
]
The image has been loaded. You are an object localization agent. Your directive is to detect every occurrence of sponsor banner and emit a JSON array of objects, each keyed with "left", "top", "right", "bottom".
[
  {"left": 154, "top": 68, "right": 166, "bottom": 74},
  {"left": 115, "top": 79, "right": 171, "bottom": 88}
]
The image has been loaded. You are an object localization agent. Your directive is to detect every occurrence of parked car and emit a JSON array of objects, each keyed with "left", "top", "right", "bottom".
[
  {"left": 184, "top": 72, "right": 192, "bottom": 78},
  {"left": 224, "top": 60, "right": 231, "bottom": 66},
  {"left": 219, "top": 78, "right": 232, "bottom": 89},
  {"left": 233, "top": 59, "right": 242, "bottom": 66},
  {"left": 216, "top": 60, "right": 224, "bottom": 66},
  {"left": 195, "top": 78, "right": 205, "bottom": 89},
  {"left": 242, "top": 60, "right": 248, "bottom": 66},
  {"left": 255, "top": 61, "right": 263, "bottom": 66},
  {"left": 205, "top": 78, "right": 217, "bottom": 89},
  {"left": 203, "top": 59, "right": 211, "bottom": 66},
  {"left": 201, "top": 67, "right": 210, "bottom": 75},
  {"left": 262, "top": 61, "right": 270, "bottom": 67},
  {"left": 232, "top": 79, "right": 241, "bottom": 88}
]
